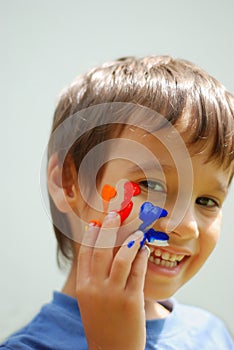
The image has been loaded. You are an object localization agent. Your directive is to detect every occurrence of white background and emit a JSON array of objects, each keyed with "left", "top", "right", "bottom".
[{"left": 0, "top": 0, "right": 233, "bottom": 341}]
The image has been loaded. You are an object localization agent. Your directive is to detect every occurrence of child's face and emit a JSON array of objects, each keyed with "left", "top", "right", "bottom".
[{"left": 76, "top": 126, "right": 232, "bottom": 300}]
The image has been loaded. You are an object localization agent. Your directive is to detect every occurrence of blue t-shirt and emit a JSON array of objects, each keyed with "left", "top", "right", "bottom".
[{"left": 1, "top": 292, "right": 233, "bottom": 349}]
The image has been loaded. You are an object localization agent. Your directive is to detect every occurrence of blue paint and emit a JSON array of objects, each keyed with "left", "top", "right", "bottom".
[
  {"left": 127, "top": 240, "right": 135, "bottom": 248},
  {"left": 144, "top": 228, "right": 169, "bottom": 243},
  {"left": 127, "top": 202, "right": 168, "bottom": 249},
  {"left": 140, "top": 228, "right": 169, "bottom": 248},
  {"left": 138, "top": 202, "right": 168, "bottom": 231},
  {"left": 139, "top": 230, "right": 169, "bottom": 248},
  {"left": 138, "top": 202, "right": 168, "bottom": 248}
]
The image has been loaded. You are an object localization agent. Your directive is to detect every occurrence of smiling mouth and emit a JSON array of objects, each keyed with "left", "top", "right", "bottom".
[{"left": 147, "top": 246, "right": 187, "bottom": 268}]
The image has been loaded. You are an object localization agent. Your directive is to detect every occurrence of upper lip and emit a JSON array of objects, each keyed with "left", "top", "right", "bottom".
[{"left": 146, "top": 244, "right": 192, "bottom": 256}]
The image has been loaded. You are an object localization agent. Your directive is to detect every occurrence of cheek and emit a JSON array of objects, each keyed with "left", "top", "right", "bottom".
[
  {"left": 71, "top": 195, "right": 106, "bottom": 230},
  {"left": 200, "top": 215, "right": 222, "bottom": 258}
]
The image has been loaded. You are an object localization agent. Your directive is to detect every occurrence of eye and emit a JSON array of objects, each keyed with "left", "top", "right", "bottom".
[
  {"left": 196, "top": 197, "right": 220, "bottom": 208},
  {"left": 139, "top": 180, "right": 166, "bottom": 193}
]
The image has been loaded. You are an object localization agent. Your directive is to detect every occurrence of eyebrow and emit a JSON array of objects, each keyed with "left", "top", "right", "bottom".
[
  {"left": 211, "top": 181, "right": 229, "bottom": 196},
  {"left": 127, "top": 161, "right": 175, "bottom": 175}
]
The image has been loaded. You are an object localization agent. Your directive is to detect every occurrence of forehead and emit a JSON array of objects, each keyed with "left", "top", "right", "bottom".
[
  {"left": 110, "top": 125, "right": 233, "bottom": 185},
  {"left": 106, "top": 125, "right": 191, "bottom": 185},
  {"left": 114, "top": 124, "right": 190, "bottom": 161}
]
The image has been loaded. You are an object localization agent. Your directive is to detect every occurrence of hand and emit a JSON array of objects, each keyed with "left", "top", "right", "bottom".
[{"left": 76, "top": 212, "right": 149, "bottom": 350}]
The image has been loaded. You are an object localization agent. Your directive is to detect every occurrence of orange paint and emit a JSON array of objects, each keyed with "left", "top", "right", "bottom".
[
  {"left": 89, "top": 220, "right": 102, "bottom": 227},
  {"left": 101, "top": 184, "right": 117, "bottom": 212}
]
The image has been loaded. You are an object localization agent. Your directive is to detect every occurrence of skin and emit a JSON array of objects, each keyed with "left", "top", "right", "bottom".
[{"left": 48, "top": 127, "right": 232, "bottom": 350}]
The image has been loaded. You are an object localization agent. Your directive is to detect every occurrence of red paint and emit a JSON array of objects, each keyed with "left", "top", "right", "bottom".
[
  {"left": 117, "top": 182, "right": 141, "bottom": 223},
  {"left": 117, "top": 201, "right": 133, "bottom": 223},
  {"left": 130, "top": 182, "right": 141, "bottom": 196},
  {"left": 121, "top": 182, "right": 141, "bottom": 208},
  {"left": 116, "top": 182, "right": 132, "bottom": 213}
]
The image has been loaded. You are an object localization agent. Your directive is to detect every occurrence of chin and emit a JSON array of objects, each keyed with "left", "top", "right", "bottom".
[{"left": 143, "top": 276, "right": 183, "bottom": 301}]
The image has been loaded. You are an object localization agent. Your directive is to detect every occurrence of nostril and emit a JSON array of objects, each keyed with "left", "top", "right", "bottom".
[
  {"left": 160, "top": 215, "right": 199, "bottom": 240},
  {"left": 168, "top": 231, "right": 182, "bottom": 238}
]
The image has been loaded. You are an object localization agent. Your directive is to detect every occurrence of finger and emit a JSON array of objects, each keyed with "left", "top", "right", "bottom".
[
  {"left": 77, "top": 223, "right": 100, "bottom": 281},
  {"left": 91, "top": 212, "right": 120, "bottom": 279},
  {"left": 109, "top": 230, "right": 144, "bottom": 289},
  {"left": 95, "top": 212, "right": 120, "bottom": 248},
  {"left": 126, "top": 245, "right": 150, "bottom": 293}
]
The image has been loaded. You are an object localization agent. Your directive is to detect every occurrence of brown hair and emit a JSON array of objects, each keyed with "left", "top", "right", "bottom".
[{"left": 48, "top": 56, "right": 234, "bottom": 267}]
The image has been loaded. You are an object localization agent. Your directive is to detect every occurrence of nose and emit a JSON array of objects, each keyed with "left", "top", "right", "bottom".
[{"left": 156, "top": 205, "right": 199, "bottom": 241}]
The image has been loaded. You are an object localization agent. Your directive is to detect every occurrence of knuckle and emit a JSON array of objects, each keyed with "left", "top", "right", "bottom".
[
  {"left": 130, "top": 269, "right": 141, "bottom": 280},
  {"left": 115, "top": 256, "right": 128, "bottom": 271},
  {"left": 92, "top": 248, "right": 105, "bottom": 262},
  {"left": 76, "top": 280, "right": 95, "bottom": 298},
  {"left": 124, "top": 294, "right": 139, "bottom": 311}
]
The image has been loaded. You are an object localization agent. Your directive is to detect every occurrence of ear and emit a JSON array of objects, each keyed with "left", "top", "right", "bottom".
[{"left": 47, "top": 153, "right": 79, "bottom": 213}]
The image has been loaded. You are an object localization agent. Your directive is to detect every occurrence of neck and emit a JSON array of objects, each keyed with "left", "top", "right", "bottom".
[
  {"left": 144, "top": 299, "right": 170, "bottom": 320},
  {"left": 62, "top": 260, "right": 77, "bottom": 299}
]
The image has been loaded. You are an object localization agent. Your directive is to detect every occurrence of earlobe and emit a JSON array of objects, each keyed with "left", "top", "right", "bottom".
[{"left": 47, "top": 153, "right": 78, "bottom": 213}]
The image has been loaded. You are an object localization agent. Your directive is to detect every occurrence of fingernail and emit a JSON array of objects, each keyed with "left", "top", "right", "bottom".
[
  {"left": 142, "top": 245, "right": 151, "bottom": 257},
  {"left": 134, "top": 230, "right": 144, "bottom": 239},
  {"left": 89, "top": 220, "right": 102, "bottom": 227},
  {"left": 107, "top": 211, "right": 119, "bottom": 218}
]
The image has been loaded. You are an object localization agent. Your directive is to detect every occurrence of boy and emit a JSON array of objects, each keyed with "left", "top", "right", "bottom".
[{"left": 1, "top": 56, "right": 233, "bottom": 349}]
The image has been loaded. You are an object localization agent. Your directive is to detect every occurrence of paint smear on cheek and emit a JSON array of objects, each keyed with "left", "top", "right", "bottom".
[
  {"left": 138, "top": 202, "right": 168, "bottom": 231},
  {"left": 138, "top": 202, "right": 169, "bottom": 248},
  {"left": 101, "top": 184, "right": 117, "bottom": 212},
  {"left": 117, "top": 182, "right": 141, "bottom": 223},
  {"left": 98, "top": 181, "right": 141, "bottom": 224},
  {"left": 141, "top": 228, "right": 169, "bottom": 247},
  {"left": 92, "top": 184, "right": 169, "bottom": 249}
]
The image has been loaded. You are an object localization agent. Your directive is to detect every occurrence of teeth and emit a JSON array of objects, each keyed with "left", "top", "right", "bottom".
[
  {"left": 169, "top": 254, "right": 176, "bottom": 262},
  {"left": 177, "top": 255, "right": 184, "bottom": 261},
  {"left": 151, "top": 257, "right": 178, "bottom": 268},
  {"left": 162, "top": 252, "right": 170, "bottom": 260},
  {"left": 147, "top": 245, "right": 186, "bottom": 265},
  {"left": 155, "top": 249, "right": 162, "bottom": 257}
]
